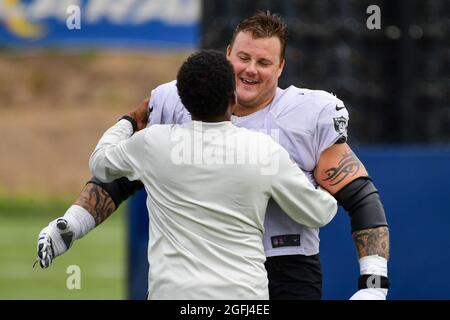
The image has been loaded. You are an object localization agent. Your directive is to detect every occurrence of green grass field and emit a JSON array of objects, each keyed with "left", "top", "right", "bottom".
[{"left": 0, "top": 197, "right": 126, "bottom": 299}]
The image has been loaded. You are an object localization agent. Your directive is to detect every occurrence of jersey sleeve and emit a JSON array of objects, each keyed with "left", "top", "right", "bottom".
[
  {"left": 147, "top": 80, "right": 190, "bottom": 127},
  {"left": 90, "top": 121, "right": 149, "bottom": 183},
  {"left": 270, "top": 141, "right": 337, "bottom": 228},
  {"left": 314, "top": 94, "right": 349, "bottom": 157}
]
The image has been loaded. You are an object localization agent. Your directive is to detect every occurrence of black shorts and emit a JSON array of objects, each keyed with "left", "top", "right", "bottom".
[{"left": 264, "top": 254, "right": 322, "bottom": 300}]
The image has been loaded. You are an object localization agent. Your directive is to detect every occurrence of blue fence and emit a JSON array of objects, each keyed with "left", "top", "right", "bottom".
[
  {"left": 128, "top": 146, "right": 450, "bottom": 300},
  {"left": 0, "top": 0, "right": 199, "bottom": 49},
  {"left": 320, "top": 146, "right": 450, "bottom": 300}
]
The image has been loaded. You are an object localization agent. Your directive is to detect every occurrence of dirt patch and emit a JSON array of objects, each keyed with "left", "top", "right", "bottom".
[{"left": 0, "top": 50, "right": 190, "bottom": 197}]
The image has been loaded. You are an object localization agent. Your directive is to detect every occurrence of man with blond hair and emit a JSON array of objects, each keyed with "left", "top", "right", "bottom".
[{"left": 37, "top": 11, "right": 389, "bottom": 300}]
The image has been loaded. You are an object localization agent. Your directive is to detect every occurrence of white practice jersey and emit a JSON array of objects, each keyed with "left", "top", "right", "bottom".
[
  {"left": 148, "top": 80, "right": 349, "bottom": 256},
  {"left": 90, "top": 120, "right": 337, "bottom": 299}
]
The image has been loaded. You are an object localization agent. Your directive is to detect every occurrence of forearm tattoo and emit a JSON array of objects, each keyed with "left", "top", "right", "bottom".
[
  {"left": 352, "top": 226, "right": 390, "bottom": 259},
  {"left": 323, "top": 151, "right": 361, "bottom": 186},
  {"left": 74, "top": 183, "right": 117, "bottom": 226}
]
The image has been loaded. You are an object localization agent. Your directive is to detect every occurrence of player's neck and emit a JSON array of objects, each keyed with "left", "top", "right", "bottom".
[
  {"left": 192, "top": 109, "right": 232, "bottom": 123},
  {"left": 232, "top": 95, "right": 275, "bottom": 117}
]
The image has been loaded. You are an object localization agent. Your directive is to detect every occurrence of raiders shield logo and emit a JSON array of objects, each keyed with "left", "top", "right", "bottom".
[{"left": 333, "top": 116, "right": 348, "bottom": 134}]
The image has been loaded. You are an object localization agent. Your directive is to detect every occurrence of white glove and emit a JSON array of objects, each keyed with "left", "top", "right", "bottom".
[
  {"left": 349, "top": 255, "right": 389, "bottom": 300},
  {"left": 350, "top": 288, "right": 387, "bottom": 300},
  {"left": 35, "top": 205, "right": 95, "bottom": 268}
]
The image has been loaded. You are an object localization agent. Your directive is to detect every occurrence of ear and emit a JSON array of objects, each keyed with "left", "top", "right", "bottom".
[
  {"left": 226, "top": 45, "right": 232, "bottom": 59},
  {"left": 278, "top": 58, "right": 285, "bottom": 77}
]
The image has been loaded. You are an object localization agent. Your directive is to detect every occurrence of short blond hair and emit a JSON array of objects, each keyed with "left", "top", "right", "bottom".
[{"left": 230, "top": 10, "right": 288, "bottom": 60}]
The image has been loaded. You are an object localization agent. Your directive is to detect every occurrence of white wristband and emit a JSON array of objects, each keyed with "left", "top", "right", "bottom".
[
  {"left": 359, "top": 255, "right": 388, "bottom": 277},
  {"left": 63, "top": 205, "right": 96, "bottom": 239}
]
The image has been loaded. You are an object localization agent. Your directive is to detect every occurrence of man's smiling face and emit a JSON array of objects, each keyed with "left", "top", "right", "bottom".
[{"left": 227, "top": 31, "right": 285, "bottom": 111}]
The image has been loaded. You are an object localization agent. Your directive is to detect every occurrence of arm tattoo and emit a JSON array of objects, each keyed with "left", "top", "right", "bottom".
[
  {"left": 323, "top": 151, "right": 361, "bottom": 186},
  {"left": 352, "top": 226, "right": 390, "bottom": 259},
  {"left": 74, "top": 183, "right": 117, "bottom": 226}
]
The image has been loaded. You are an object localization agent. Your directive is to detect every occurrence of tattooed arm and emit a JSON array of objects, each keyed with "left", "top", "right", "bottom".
[
  {"left": 314, "top": 142, "right": 390, "bottom": 259},
  {"left": 314, "top": 143, "right": 390, "bottom": 299},
  {"left": 74, "top": 183, "right": 117, "bottom": 226},
  {"left": 36, "top": 98, "right": 150, "bottom": 268},
  {"left": 316, "top": 144, "right": 366, "bottom": 193},
  {"left": 35, "top": 182, "right": 125, "bottom": 269},
  {"left": 352, "top": 227, "right": 389, "bottom": 260}
]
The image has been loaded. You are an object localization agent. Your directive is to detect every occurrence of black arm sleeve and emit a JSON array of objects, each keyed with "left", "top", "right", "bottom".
[
  {"left": 333, "top": 177, "right": 388, "bottom": 233},
  {"left": 88, "top": 176, "right": 144, "bottom": 208}
]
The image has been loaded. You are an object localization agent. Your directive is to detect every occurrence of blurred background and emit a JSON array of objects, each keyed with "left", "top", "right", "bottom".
[{"left": 0, "top": 0, "right": 449, "bottom": 300}]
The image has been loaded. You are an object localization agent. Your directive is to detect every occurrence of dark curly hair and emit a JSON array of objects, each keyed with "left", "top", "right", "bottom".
[{"left": 177, "top": 50, "right": 235, "bottom": 119}]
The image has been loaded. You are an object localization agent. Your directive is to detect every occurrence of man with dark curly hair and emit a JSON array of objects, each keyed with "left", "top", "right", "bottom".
[
  {"left": 37, "top": 11, "right": 390, "bottom": 300},
  {"left": 49, "top": 50, "right": 337, "bottom": 299},
  {"left": 175, "top": 50, "right": 236, "bottom": 121}
]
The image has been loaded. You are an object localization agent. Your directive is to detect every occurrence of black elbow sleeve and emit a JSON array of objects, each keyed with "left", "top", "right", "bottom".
[
  {"left": 88, "top": 176, "right": 144, "bottom": 208},
  {"left": 334, "top": 177, "right": 388, "bottom": 233}
]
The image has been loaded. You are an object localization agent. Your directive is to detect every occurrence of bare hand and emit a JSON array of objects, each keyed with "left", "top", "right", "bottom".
[{"left": 126, "top": 98, "right": 150, "bottom": 131}]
